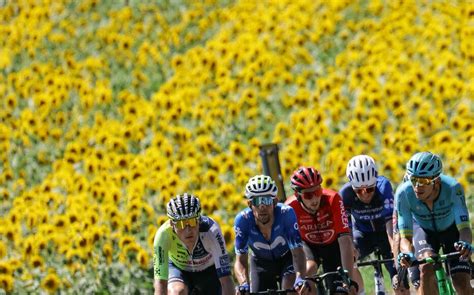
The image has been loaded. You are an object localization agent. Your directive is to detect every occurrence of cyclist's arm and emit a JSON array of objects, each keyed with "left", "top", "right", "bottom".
[
  {"left": 290, "top": 246, "right": 307, "bottom": 279},
  {"left": 380, "top": 178, "right": 395, "bottom": 247},
  {"left": 452, "top": 183, "right": 472, "bottom": 244},
  {"left": 206, "top": 220, "right": 234, "bottom": 295},
  {"left": 219, "top": 276, "right": 235, "bottom": 295},
  {"left": 283, "top": 206, "right": 306, "bottom": 279},
  {"left": 153, "top": 223, "right": 171, "bottom": 295},
  {"left": 234, "top": 253, "right": 249, "bottom": 285},
  {"left": 385, "top": 219, "right": 394, "bottom": 250},
  {"left": 233, "top": 213, "right": 250, "bottom": 286},
  {"left": 459, "top": 228, "right": 472, "bottom": 245},
  {"left": 338, "top": 234, "right": 355, "bottom": 279},
  {"left": 154, "top": 280, "right": 167, "bottom": 295},
  {"left": 331, "top": 193, "right": 354, "bottom": 278}
]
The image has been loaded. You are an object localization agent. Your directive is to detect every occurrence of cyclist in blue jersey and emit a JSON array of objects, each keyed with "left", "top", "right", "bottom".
[
  {"left": 397, "top": 152, "right": 472, "bottom": 295},
  {"left": 233, "top": 175, "right": 309, "bottom": 295},
  {"left": 340, "top": 155, "right": 403, "bottom": 294}
]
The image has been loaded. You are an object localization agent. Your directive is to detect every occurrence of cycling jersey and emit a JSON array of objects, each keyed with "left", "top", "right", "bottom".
[
  {"left": 234, "top": 203, "right": 302, "bottom": 260},
  {"left": 153, "top": 216, "right": 231, "bottom": 280},
  {"left": 396, "top": 174, "right": 470, "bottom": 237},
  {"left": 285, "top": 189, "right": 350, "bottom": 245},
  {"left": 340, "top": 176, "right": 394, "bottom": 233}
]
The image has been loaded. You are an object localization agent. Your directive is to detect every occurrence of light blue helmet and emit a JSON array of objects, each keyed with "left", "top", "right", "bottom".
[{"left": 406, "top": 152, "right": 442, "bottom": 178}]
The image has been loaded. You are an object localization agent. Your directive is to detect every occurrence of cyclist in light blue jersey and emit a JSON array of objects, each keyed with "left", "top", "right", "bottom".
[
  {"left": 233, "top": 175, "right": 309, "bottom": 295},
  {"left": 396, "top": 152, "right": 472, "bottom": 295}
]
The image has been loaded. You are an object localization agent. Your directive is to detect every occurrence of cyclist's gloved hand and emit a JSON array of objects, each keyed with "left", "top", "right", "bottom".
[
  {"left": 293, "top": 277, "right": 309, "bottom": 293},
  {"left": 347, "top": 278, "right": 359, "bottom": 293},
  {"left": 236, "top": 282, "right": 249, "bottom": 294},
  {"left": 397, "top": 252, "right": 415, "bottom": 268},
  {"left": 454, "top": 241, "right": 472, "bottom": 258}
]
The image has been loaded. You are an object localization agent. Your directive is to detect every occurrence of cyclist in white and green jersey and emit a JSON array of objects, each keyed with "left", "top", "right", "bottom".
[
  {"left": 153, "top": 193, "right": 234, "bottom": 295},
  {"left": 396, "top": 152, "right": 472, "bottom": 295}
]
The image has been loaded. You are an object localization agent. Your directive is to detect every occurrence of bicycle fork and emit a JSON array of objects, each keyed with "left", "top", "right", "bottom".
[
  {"left": 435, "top": 261, "right": 455, "bottom": 295},
  {"left": 374, "top": 264, "right": 385, "bottom": 295}
]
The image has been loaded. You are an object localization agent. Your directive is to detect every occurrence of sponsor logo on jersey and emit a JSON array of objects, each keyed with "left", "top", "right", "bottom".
[
  {"left": 461, "top": 215, "right": 468, "bottom": 222},
  {"left": 300, "top": 220, "right": 333, "bottom": 231},
  {"left": 219, "top": 254, "right": 230, "bottom": 267},
  {"left": 384, "top": 199, "right": 394, "bottom": 209},
  {"left": 253, "top": 236, "right": 286, "bottom": 250},
  {"left": 215, "top": 231, "right": 226, "bottom": 254},
  {"left": 234, "top": 226, "right": 242, "bottom": 237},
  {"left": 340, "top": 200, "right": 349, "bottom": 228},
  {"left": 158, "top": 246, "right": 164, "bottom": 265},
  {"left": 305, "top": 229, "right": 335, "bottom": 244}
]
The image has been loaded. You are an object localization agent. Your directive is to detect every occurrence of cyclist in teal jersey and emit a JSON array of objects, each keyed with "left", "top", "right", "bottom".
[
  {"left": 153, "top": 193, "right": 235, "bottom": 295},
  {"left": 396, "top": 152, "right": 472, "bottom": 295}
]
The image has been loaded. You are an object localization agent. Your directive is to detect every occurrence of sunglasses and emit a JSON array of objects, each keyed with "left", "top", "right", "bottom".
[
  {"left": 299, "top": 186, "right": 322, "bottom": 200},
  {"left": 353, "top": 186, "right": 376, "bottom": 194},
  {"left": 251, "top": 196, "right": 274, "bottom": 206},
  {"left": 410, "top": 176, "right": 438, "bottom": 187},
  {"left": 172, "top": 217, "right": 199, "bottom": 230}
]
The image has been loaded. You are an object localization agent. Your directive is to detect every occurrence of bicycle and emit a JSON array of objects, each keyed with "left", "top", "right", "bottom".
[
  {"left": 406, "top": 251, "right": 462, "bottom": 295},
  {"left": 305, "top": 267, "right": 354, "bottom": 295},
  {"left": 248, "top": 289, "right": 295, "bottom": 295},
  {"left": 354, "top": 248, "right": 395, "bottom": 295}
]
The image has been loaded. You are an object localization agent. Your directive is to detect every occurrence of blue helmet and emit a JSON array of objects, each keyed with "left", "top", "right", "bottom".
[{"left": 406, "top": 152, "right": 442, "bottom": 177}]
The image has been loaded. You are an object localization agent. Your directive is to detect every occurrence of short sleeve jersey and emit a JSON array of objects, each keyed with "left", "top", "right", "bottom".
[
  {"left": 234, "top": 203, "right": 303, "bottom": 260},
  {"left": 285, "top": 189, "right": 350, "bottom": 246},
  {"left": 153, "top": 216, "right": 231, "bottom": 280},
  {"left": 339, "top": 176, "right": 394, "bottom": 233},
  {"left": 396, "top": 174, "right": 470, "bottom": 237}
]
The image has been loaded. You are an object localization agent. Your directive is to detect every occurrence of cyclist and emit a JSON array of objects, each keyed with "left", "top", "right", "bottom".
[
  {"left": 286, "top": 167, "right": 359, "bottom": 295},
  {"left": 153, "top": 193, "right": 234, "bottom": 295},
  {"left": 233, "top": 175, "right": 309, "bottom": 295},
  {"left": 397, "top": 152, "right": 472, "bottom": 295},
  {"left": 339, "top": 155, "right": 403, "bottom": 294}
]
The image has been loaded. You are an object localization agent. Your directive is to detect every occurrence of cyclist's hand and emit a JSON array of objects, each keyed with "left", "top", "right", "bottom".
[
  {"left": 293, "top": 277, "right": 310, "bottom": 295},
  {"left": 346, "top": 278, "right": 359, "bottom": 295},
  {"left": 454, "top": 241, "right": 472, "bottom": 258},
  {"left": 397, "top": 252, "right": 415, "bottom": 268},
  {"left": 235, "top": 282, "right": 250, "bottom": 295}
]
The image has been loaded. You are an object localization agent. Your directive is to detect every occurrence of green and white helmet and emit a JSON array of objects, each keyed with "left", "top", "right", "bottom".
[
  {"left": 244, "top": 175, "right": 278, "bottom": 199},
  {"left": 166, "top": 193, "right": 201, "bottom": 220},
  {"left": 406, "top": 152, "right": 442, "bottom": 178}
]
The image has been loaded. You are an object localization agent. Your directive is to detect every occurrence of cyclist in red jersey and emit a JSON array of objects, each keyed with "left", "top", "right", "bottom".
[{"left": 285, "top": 167, "right": 360, "bottom": 295}]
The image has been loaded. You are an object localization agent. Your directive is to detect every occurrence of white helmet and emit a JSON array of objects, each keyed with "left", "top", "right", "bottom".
[
  {"left": 346, "top": 155, "right": 378, "bottom": 187},
  {"left": 244, "top": 175, "right": 278, "bottom": 199}
]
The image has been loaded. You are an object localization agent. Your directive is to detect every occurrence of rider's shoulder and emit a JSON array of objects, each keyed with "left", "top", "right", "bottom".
[
  {"left": 376, "top": 175, "right": 391, "bottom": 186},
  {"left": 235, "top": 207, "right": 253, "bottom": 222},
  {"left": 276, "top": 202, "right": 294, "bottom": 213},
  {"left": 199, "top": 215, "right": 215, "bottom": 232},
  {"left": 439, "top": 174, "right": 459, "bottom": 187},
  {"left": 339, "top": 182, "right": 353, "bottom": 197}
]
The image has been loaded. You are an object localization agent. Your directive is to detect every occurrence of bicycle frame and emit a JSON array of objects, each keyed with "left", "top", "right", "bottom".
[
  {"left": 355, "top": 250, "right": 394, "bottom": 295},
  {"left": 410, "top": 252, "right": 461, "bottom": 295},
  {"left": 305, "top": 267, "right": 351, "bottom": 295},
  {"left": 249, "top": 289, "right": 295, "bottom": 295}
]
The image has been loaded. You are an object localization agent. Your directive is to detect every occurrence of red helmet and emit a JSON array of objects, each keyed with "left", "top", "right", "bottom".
[{"left": 290, "top": 167, "right": 323, "bottom": 192}]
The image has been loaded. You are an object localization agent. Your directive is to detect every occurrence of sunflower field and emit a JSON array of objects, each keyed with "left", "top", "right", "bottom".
[{"left": 0, "top": 0, "right": 472, "bottom": 293}]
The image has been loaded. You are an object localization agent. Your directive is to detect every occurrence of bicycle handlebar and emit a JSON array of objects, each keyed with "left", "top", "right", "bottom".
[
  {"left": 305, "top": 267, "right": 350, "bottom": 284},
  {"left": 355, "top": 258, "right": 394, "bottom": 267},
  {"left": 410, "top": 251, "right": 462, "bottom": 267},
  {"left": 249, "top": 289, "right": 295, "bottom": 295}
]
